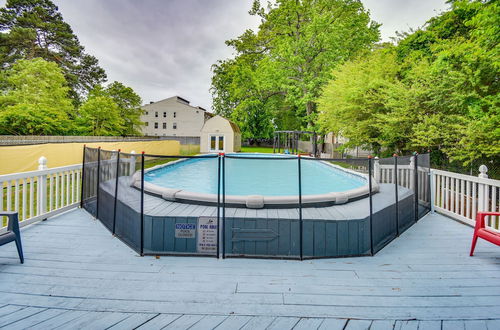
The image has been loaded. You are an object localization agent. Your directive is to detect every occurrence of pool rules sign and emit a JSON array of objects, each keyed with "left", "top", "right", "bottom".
[{"left": 197, "top": 217, "right": 218, "bottom": 254}]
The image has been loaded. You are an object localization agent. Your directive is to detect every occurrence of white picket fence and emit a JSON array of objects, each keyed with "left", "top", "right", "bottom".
[{"left": 0, "top": 157, "right": 82, "bottom": 234}]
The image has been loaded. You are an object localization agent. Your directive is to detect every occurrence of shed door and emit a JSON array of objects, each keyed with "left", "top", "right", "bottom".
[{"left": 209, "top": 135, "right": 224, "bottom": 152}]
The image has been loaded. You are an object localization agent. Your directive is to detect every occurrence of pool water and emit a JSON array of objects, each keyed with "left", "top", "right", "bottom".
[{"left": 144, "top": 154, "right": 366, "bottom": 196}]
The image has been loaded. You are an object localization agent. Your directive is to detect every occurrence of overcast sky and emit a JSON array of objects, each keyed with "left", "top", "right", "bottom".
[{"left": 1, "top": 0, "right": 450, "bottom": 110}]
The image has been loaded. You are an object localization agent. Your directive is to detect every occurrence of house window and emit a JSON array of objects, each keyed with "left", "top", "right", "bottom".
[
  {"left": 173, "top": 123, "right": 177, "bottom": 129},
  {"left": 173, "top": 112, "right": 176, "bottom": 118},
  {"left": 163, "top": 122, "right": 166, "bottom": 129},
  {"left": 154, "top": 122, "right": 158, "bottom": 129},
  {"left": 155, "top": 112, "right": 158, "bottom": 118},
  {"left": 145, "top": 122, "right": 149, "bottom": 127},
  {"left": 145, "top": 111, "right": 148, "bottom": 115},
  {"left": 163, "top": 112, "right": 166, "bottom": 118}
]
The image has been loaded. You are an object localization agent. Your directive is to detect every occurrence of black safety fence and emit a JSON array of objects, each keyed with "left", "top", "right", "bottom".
[
  {"left": 80, "top": 146, "right": 99, "bottom": 217},
  {"left": 223, "top": 154, "right": 300, "bottom": 259},
  {"left": 81, "top": 146, "right": 430, "bottom": 259},
  {"left": 300, "top": 157, "right": 372, "bottom": 258},
  {"left": 140, "top": 153, "right": 220, "bottom": 257}
]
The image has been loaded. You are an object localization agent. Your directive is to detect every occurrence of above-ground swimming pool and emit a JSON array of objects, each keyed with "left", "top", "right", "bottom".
[
  {"left": 85, "top": 146, "right": 427, "bottom": 259},
  {"left": 135, "top": 153, "right": 378, "bottom": 208}
]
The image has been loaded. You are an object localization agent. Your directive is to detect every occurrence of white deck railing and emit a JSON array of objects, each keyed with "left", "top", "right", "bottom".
[
  {"left": 0, "top": 157, "right": 82, "bottom": 234},
  {"left": 375, "top": 157, "right": 431, "bottom": 209},
  {"left": 375, "top": 157, "right": 499, "bottom": 231},
  {"left": 431, "top": 166, "right": 499, "bottom": 231}
]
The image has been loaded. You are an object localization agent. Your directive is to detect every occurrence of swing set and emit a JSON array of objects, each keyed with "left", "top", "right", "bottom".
[{"left": 272, "top": 130, "right": 318, "bottom": 156}]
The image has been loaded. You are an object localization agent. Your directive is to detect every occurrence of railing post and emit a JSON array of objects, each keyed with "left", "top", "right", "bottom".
[
  {"left": 478, "top": 165, "right": 488, "bottom": 213},
  {"left": 129, "top": 150, "right": 136, "bottom": 175},
  {"left": 374, "top": 157, "right": 380, "bottom": 182},
  {"left": 37, "top": 156, "right": 48, "bottom": 217},
  {"left": 410, "top": 156, "right": 415, "bottom": 190},
  {"left": 429, "top": 169, "right": 436, "bottom": 213}
]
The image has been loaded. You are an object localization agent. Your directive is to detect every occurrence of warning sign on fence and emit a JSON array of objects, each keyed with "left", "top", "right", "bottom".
[
  {"left": 197, "top": 217, "right": 218, "bottom": 253},
  {"left": 175, "top": 223, "right": 196, "bottom": 238}
]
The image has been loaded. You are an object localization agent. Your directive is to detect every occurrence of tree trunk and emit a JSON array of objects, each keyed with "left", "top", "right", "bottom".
[
  {"left": 306, "top": 101, "right": 315, "bottom": 152},
  {"left": 306, "top": 101, "right": 314, "bottom": 128}
]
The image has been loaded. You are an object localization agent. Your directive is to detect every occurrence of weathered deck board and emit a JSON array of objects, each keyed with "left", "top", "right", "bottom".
[
  {"left": 0, "top": 208, "right": 498, "bottom": 330},
  {"left": 5, "top": 308, "right": 67, "bottom": 329}
]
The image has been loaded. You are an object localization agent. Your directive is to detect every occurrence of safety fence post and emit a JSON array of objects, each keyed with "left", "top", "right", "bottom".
[
  {"left": 217, "top": 153, "right": 221, "bottom": 259},
  {"left": 368, "top": 156, "right": 374, "bottom": 256},
  {"left": 80, "top": 145, "right": 86, "bottom": 208},
  {"left": 394, "top": 154, "right": 400, "bottom": 236},
  {"left": 96, "top": 147, "right": 101, "bottom": 219},
  {"left": 414, "top": 152, "right": 419, "bottom": 222},
  {"left": 140, "top": 152, "right": 145, "bottom": 256},
  {"left": 112, "top": 150, "right": 120, "bottom": 235},
  {"left": 298, "top": 155, "right": 303, "bottom": 260},
  {"left": 222, "top": 153, "right": 226, "bottom": 259}
]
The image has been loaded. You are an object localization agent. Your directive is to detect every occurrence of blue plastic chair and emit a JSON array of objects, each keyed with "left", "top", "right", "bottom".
[{"left": 0, "top": 212, "right": 24, "bottom": 263}]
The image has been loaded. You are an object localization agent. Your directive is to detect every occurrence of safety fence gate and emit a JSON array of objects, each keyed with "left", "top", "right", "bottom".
[{"left": 81, "top": 146, "right": 430, "bottom": 259}]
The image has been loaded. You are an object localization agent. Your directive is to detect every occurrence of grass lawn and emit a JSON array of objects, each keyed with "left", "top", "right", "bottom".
[{"left": 240, "top": 146, "right": 275, "bottom": 153}]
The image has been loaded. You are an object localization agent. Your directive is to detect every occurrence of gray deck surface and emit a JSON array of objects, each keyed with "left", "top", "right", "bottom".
[
  {"left": 0, "top": 209, "right": 499, "bottom": 329},
  {"left": 106, "top": 179, "right": 411, "bottom": 220}
]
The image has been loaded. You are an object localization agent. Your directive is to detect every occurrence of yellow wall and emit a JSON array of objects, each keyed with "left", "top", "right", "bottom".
[{"left": 0, "top": 140, "right": 180, "bottom": 175}]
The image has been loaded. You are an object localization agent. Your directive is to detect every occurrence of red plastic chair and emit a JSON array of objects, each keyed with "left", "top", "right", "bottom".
[{"left": 470, "top": 212, "right": 500, "bottom": 256}]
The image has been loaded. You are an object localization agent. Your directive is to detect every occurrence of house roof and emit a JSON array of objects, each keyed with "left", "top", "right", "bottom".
[
  {"left": 143, "top": 96, "right": 207, "bottom": 111},
  {"left": 228, "top": 119, "right": 241, "bottom": 133}
]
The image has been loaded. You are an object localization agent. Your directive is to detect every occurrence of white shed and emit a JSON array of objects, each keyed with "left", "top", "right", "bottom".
[{"left": 200, "top": 115, "right": 241, "bottom": 153}]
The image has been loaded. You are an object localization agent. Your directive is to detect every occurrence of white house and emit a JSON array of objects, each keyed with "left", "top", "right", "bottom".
[
  {"left": 200, "top": 115, "right": 241, "bottom": 153},
  {"left": 140, "top": 96, "right": 211, "bottom": 137}
]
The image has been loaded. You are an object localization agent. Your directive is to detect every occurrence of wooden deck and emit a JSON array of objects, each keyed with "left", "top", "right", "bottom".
[{"left": 0, "top": 209, "right": 499, "bottom": 329}]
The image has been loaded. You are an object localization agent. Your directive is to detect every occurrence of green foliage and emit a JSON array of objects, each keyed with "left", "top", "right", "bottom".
[
  {"left": 76, "top": 90, "right": 124, "bottom": 136},
  {"left": 0, "top": 0, "right": 145, "bottom": 137},
  {"left": 103, "top": 82, "right": 143, "bottom": 136},
  {"left": 0, "top": 0, "right": 107, "bottom": 104},
  {"left": 211, "top": 0, "right": 380, "bottom": 138},
  {"left": 0, "top": 57, "right": 73, "bottom": 134},
  {"left": 318, "top": 0, "right": 499, "bottom": 166}
]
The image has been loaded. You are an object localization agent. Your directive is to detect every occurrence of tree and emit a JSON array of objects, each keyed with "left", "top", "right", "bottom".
[
  {"left": 0, "top": 0, "right": 107, "bottom": 104},
  {"left": 317, "top": 0, "right": 499, "bottom": 166},
  {"left": 318, "top": 46, "right": 405, "bottom": 154},
  {"left": 76, "top": 91, "right": 124, "bottom": 136},
  {"left": 211, "top": 51, "right": 278, "bottom": 140},
  {"left": 104, "top": 82, "right": 143, "bottom": 136},
  {"left": 251, "top": 0, "right": 380, "bottom": 129},
  {"left": 211, "top": 0, "right": 380, "bottom": 137},
  {"left": 0, "top": 57, "right": 73, "bottom": 135}
]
